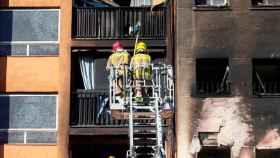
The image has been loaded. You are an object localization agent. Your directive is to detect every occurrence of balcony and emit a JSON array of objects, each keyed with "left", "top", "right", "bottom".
[
  {"left": 196, "top": 81, "right": 231, "bottom": 96},
  {"left": 196, "top": 59, "right": 230, "bottom": 97},
  {"left": 72, "top": 7, "right": 166, "bottom": 40},
  {"left": 253, "top": 59, "right": 280, "bottom": 97},
  {"left": 70, "top": 90, "right": 168, "bottom": 128},
  {"left": 253, "top": 82, "right": 280, "bottom": 96}
]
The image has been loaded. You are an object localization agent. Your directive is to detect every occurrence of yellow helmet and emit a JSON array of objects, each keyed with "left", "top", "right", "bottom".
[{"left": 135, "top": 41, "right": 147, "bottom": 53}]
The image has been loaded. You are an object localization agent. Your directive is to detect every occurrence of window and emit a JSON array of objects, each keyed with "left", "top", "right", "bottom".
[
  {"left": 0, "top": 94, "right": 57, "bottom": 144},
  {"left": 78, "top": 55, "right": 109, "bottom": 91},
  {"left": 196, "top": 59, "right": 230, "bottom": 96},
  {"left": 195, "top": 0, "right": 229, "bottom": 7},
  {"left": 256, "top": 149, "right": 280, "bottom": 158},
  {"left": 253, "top": 59, "right": 280, "bottom": 96},
  {"left": 198, "top": 147, "right": 230, "bottom": 158},
  {"left": 0, "top": 9, "right": 59, "bottom": 56},
  {"left": 252, "top": 0, "right": 280, "bottom": 6}
]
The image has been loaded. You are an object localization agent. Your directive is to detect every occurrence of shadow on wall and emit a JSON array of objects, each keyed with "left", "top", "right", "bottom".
[
  {"left": 252, "top": 101, "right": 280, "bottom": 149},
  {"left": 0, "top": 7, "right": 12, "bottom": 158},
  {"left": 0, "top": 145, "right": 3, "bottom": 158},
  {"left": 70, "top": 135, "right": 129, "bottom": 158},
  {"left": 0, "top": 0, "right": 9, "bottom": 7}
]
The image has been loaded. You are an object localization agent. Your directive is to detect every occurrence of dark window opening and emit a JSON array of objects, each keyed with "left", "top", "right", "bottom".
[
  {"left": 194, "top": 0, "right": 229, "bottom": 6},
  {"left": 198, "top": 147, "right": 230, "bottom": 158},
  {"left": 253, "top": 59, "right": 280, "bottom": 96},
  {"left": 196, "top": 59, "right": 230, "bottom": 96},
  {"left": 70, "top": 135, "right": 129, "bottom": 158},
  {"left": 71, "top": 52, "right": 110, "bottom": 91},
  {"left": 252, "top": 0, "right": 280, "bottom": 6},
  {"left": 256, "top": 149, "right": 280, "bottom": 158}
]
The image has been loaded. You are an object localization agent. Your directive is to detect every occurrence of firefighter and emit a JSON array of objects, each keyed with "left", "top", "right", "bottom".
[
  {"left": 106, "top": 41, "right": 130, "bottom": 96},
  {"left": 130, "top": 41, "right": 152, "bottom": 101}
]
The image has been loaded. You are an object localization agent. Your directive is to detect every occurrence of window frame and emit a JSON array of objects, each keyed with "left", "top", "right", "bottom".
[
  {"left": 194, "top": 58, "right": 231, "bottom": 97},
  {"left": 252, "top": 59, "right": 280, "bottom": 97},
  {"left": 193, "top": 0, "right": 231, "bottom": 10},
  {"left": 250, "top": 0, "right": 280, "bottom": 9}
]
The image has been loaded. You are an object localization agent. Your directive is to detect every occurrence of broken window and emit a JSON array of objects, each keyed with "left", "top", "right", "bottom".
[
  {"left": 252, "top": 0, "right": 280, "bottom": 6},
  {"left": 196, "top": 59, "right": 230, "bottom": 96},
  {"left": 198, "top": 147, "right": 230, "bottom": 158},
  {"left": 256, "top": 149, "right": 280, "bottom": 158},
  {"left": 253, "top": 59, "right": 280, "bottom": 96},
  {"left": 195, "top": 0, "right": 229, "bottom": 7}
]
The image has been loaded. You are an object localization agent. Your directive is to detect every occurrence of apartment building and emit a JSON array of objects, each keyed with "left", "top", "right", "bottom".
[
  {"left": 0, "top": 0, "right": 70, "bottom": 157},
  {"left": 69, "top": 0, "right": 175, "bottom": 157},
  {"left": 0, "top": 0, "right": 175, "bottom": 158},
  {"left": 176, "top": 0, "right": 280, "bottom": 158}
]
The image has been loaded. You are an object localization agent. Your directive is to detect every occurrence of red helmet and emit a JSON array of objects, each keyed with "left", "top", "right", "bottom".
[{"left": 112, "top": 41, "right": 124, "bottom": 52}]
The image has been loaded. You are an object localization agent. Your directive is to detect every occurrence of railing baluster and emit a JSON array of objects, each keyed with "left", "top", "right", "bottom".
[{"left": 73, "top": 7, "right": 166, "bottom": 39}]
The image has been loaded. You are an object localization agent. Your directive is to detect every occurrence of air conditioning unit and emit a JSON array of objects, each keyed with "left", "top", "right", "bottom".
[{"left": 210, "top": 0, "right": 228, "bottom": 6}]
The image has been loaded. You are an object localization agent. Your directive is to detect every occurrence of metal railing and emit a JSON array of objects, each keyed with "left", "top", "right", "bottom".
[
  {"left": 72, "top": 7, "right": 166, "bottom": 39},
  {"left": 196, "top": 81, "right": 231, "bottom": 96},
  {"left": 70, "top": 89, "right": 168, "bottom": 127},
  {"left": 253, "top": 82, "right": 280, "bottom": 95}
]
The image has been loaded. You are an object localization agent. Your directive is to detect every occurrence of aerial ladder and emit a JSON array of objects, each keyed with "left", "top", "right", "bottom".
[{"left": 109, "top": 63, "right": 174, "bottom": 158}]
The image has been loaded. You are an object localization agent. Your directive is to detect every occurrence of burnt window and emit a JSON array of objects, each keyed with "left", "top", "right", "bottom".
[
  {"left": 252, "top": 0, "right": 280, "bottom": 6},
  {"left": 196, "top": 59, "right": 230, "bottom": 96},
  {"left": 256, "top": 149, "right": 280, "bottom": 158},
  {"left": 194, "top": 0, "right": 229, "bottom": 7},
  {"left": 253, "top": 59, "right": 280, "bottom": 96},
  {"left": 198, "top": 147, "right": 230, "bottom": 158}
]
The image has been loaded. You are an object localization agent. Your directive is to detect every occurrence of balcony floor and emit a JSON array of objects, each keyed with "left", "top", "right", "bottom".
[
  {"left": 69, "top": 126, "right": 168, "bottom": 135},
  {"left": 71, "top": 39, "right": 166, "bottom": 48}
]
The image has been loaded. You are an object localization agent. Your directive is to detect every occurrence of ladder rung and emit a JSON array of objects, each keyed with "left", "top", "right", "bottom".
[
  {"left": 134, "top": 130, "right": 157, "bottom": 133},
  {"left": 133, "top": 106, "right": 154, "bottom": 109},
  {"left": 134, "top": 138, "right": 157, "bottom": 140},
  {"left": 135, "top": 153, "right": 155, "bottom": 156},
  {"left": 135, "top": 145, "right": 157, "bottom": 149},
  {"left": 133, "top": 122, "right": 156, "bottom": 126},
  {"left": 133, "top": 115, "right": 156, "bottom": 118}
]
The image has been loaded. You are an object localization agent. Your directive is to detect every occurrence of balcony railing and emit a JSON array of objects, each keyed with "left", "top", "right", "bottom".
[
  {"left": 72, "top": 7, "right": 166, "bottom": 39},
  {"left": 70, "top": 90, "right": 167, "bottom": 127},
  {"left": 196, "top": 81, "right": 231, "bottom": 96},
  {"left": 253, "top": 82, "right": 280, "bottom": 96}
]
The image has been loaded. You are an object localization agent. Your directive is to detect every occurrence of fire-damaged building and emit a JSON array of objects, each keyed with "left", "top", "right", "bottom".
[
  {"left": 0, "top": 0, "right": 280, "bottom": 157},
  {"left": 176, "top": 0, "right": 280, "bottom": 158}
]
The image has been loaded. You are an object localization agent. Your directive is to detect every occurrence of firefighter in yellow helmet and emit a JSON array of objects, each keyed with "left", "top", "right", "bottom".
[
  {"left": 106, "top": 41, "right": 130, "bottom": 96},
  {"left": 130, "top": 41, "right": 152, "bottom": 100}
]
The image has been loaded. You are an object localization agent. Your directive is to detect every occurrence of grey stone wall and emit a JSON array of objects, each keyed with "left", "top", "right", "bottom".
[{"left": 176, "top": 0, "right": 280, "bottom": 157}]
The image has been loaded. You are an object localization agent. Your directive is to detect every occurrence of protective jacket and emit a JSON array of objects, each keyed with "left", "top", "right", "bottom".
[
  {"left": 107, "top": 51, "right": 130, "bottom": 75},
  {"left": 130, "top": 53, "right": 151, "bottom": 80}
]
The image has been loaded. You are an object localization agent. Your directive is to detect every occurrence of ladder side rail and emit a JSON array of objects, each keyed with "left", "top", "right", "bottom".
[
  {"left": 167, "top": 65, "right": 175, "bottom": 109},
  {"left": 155, "top": 95, "right": 165, "bottom": 158}
]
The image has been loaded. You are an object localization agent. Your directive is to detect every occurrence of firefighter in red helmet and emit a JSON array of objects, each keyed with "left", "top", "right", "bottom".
[{"left": 107, "top": 41, "right": 130, "bottom": 96}]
